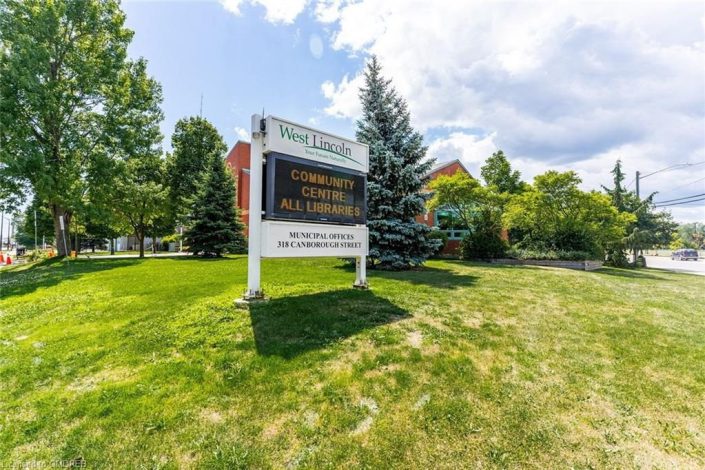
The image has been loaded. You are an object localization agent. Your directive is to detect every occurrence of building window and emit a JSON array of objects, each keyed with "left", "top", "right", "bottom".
[{"left": 434, "top": 209, "right": 469, "bottom": 240}]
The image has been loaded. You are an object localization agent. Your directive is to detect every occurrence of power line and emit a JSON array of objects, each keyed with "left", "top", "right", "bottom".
[
  {"left": 656, "top": 176, "right": 705, "bottom": 195},
  {"left": 634, "top": 161, "right": 705, "bottom": 198},
  {"left": 654, "top": 192, "right": 705, "bottom": 204},
  {"left": 654, "top": 196, "right": 705, "bottom": 208}
]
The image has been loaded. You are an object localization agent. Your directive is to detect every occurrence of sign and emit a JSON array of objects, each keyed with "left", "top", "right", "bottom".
[
  {"left": 261, "top": 220, "right": 368, "bottom": 258},
  {"left": 242, "top": 113, "right": 369, "bottom": 301},
  {"left": 265, "top": 154, "right": 366, "bottom": 225},
  {"left": 264, "top": 115, "right": 369, "bottom": 172}
]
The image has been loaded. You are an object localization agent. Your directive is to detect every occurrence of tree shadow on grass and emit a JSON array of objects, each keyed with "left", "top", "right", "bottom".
[
  {"left": 249, "top": 289, "right": 409, "bottom": 359},
  {"left": 334, "top": 262, "right": 477, "bottom": 290},
  {"left": 0, "top": 257, "right": 146, "bottom": 299},
  {"left": 594, "top": 267, "right": 673, "bottom": 281}
]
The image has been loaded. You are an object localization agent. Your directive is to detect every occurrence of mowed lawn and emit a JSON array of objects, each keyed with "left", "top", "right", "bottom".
[{"left": 1, "top": 257, "right": 704, "bottom": 469}]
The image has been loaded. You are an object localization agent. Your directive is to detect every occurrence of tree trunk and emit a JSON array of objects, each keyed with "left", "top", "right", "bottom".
[
  {"left": 50, "top": 204, "right": 71, "bottom": 257},
  {"left": 138, "top": 231, "right": 145, "bottom": 258},
  {"left": 110, "top": 238, "right": 115, "bottom": 255}
]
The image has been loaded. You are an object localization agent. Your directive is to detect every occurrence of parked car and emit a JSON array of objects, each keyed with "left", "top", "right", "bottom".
[{"left": 671, "top": 248, "right": 699, "bottom": 261}]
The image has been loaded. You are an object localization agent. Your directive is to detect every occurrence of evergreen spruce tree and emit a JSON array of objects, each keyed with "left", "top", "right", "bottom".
[
  {"left": 184, "top": 157, "right": 246, "bottom": 257},
  {"left": 356, "top": 56, "right": 440, "bottom": 269}
]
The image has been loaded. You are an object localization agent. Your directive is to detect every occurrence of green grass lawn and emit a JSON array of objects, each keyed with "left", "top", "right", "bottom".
[{"left": 1, "top": 257, "right": 703, "bottom": 468}]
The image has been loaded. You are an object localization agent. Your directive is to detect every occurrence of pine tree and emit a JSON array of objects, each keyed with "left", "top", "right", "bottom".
[
  {"left": 356, "top": 56, "right": 440, "bottom": 270},
  {"left": 184, "top": 157, "right": 246, "bottom": 257},
  {"left": 602, "top": 159, "right": 627, "bottom": 211}
]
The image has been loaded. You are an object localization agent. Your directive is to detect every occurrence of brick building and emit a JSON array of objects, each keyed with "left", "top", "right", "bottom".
[
  {"left": 225, "top": 141, "right": 252, "bottom": 235},
  {"left": 415, "top": 159, "right": 472, "bottom": 255},
  {"left": 226, "top": 142, "right": 471, "bottom": 252}
]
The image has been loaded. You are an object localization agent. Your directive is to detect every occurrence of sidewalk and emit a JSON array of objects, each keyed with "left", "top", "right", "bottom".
[{"left": 77, "top": 252, "right": 192, "bottom": 260}]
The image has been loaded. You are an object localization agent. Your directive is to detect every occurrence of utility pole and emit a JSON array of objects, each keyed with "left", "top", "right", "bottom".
[
  {"left": 34, "top": 210, "right": 38, "bottom": 252},
  {"left": 635, "top": 171, "right": 640, "bottom": 198}
]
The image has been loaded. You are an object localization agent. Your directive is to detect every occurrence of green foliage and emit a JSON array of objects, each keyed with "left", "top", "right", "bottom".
[
  {"left": 504, "top": 170, "right": 631, "bottom": 257},
  {"left": 167, "top": 117, "right": 228, "bottom": 226},
  {"left": 674, "top": 222, "right": 704, "bottom": 249},
  {"left": 460, "top": 230, "right": 508, "bottom": 260},
  {"left": 429, "top": 170, "right": 510, "bottom": 259},
  {"left": 427, "top": 230, "right": 448, "bottom": 255},
  {"left": 506, "top": 248, "right": 596, "bottom": 261},
  {"left": 428, "top": 171, "right": 483, "bottom": 230},
  {"left": 460, "top": 212, "right": 509, "bottom": 260},
  {"left": 101, "top": 59, "right": 167, "bottom": 258},
  {"left": 604, "top": 246, "right": 630, "bottom": 267},
  {"left": 603, "top": 160, "right": 678, "bottom": 263},
  {"left": 0, "top": 0, "right": 134, "bottom": 255},
  {"left": 356, "top": 56, "right": 440, "bottom": 270},
  {"left": 184, "top": 157, "right": 246, "bottom": 257},
  {"left": 480, "top": 150, "right": 525, "bottom": 194},
  {"left": 16, "top": 196, "right": 54, "bottom": 247}
]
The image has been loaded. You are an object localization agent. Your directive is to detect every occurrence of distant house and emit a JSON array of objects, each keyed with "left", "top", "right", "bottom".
[
  {"left": 416, "top": 159, "right": 473, "bottom": 255},
  {"left": 225, "top": 142, "right": 471, "bottom": 254}
]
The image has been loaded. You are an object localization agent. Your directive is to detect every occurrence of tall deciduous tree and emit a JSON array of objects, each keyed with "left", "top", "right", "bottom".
[
  {"left": 167, "top": 117, "right": 228, "bottom": 227},
  {"left": 103, "top": 59, "right": 166, "bottom": 258},
  {"left": 504, "top": 170, "right": 632, "bottom": 257},
  {"left": 0, "top": 0, "right": 133, "bottom": 256},
  {"left": 480, "top": 150, "right": 524, "bottom": 194},
  {"left": 184, "top": 156, "right": 246, "bottom": 257},
  {"left": 356, "top": 56, "right": 440, "bottom": 269},
  {"left": 427, "top": 171, "right": 484, "bottom": 230}
]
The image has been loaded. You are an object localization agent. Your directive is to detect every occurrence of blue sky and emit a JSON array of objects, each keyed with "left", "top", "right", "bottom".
[
  {"left": 123, "top": 1, "right": 362, "bottom": 144},
  {"left": 119, "top": 0, "right": 705, "bottom": 223}
]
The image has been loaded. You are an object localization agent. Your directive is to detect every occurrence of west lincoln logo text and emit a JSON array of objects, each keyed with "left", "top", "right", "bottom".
[{"left": 279, "top": 124, "right": 362, "bottom": 166}]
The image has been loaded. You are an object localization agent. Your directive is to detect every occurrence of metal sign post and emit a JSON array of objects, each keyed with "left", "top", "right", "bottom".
[{"left": 244, "top": 114, "right": 265, "bottom": 300}]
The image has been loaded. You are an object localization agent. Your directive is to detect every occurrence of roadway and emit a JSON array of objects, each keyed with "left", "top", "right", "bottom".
[{"left": 644, "top": 255, "right": 705, "bottom": 276}]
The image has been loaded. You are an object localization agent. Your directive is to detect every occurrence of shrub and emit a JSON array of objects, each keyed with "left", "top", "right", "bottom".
[
  {"left": 460, "top": 229, "right": 508, "bottom": 260},
  {"left": 505, "top": 248, "right": 596, "bottom": 261},
  {"left": 427, "top": 230, "right": 448, "bottom": 255},
  {"left": 28, "top": 250, "right": 48, "bottom": 262},
  {"left": 604, "top": 246, "right": 630, "bottom": 267}
]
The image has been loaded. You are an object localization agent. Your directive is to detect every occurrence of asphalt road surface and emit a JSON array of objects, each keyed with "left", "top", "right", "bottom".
[{"left": 644, "top": 255, "right": 705, "bottom": 276}]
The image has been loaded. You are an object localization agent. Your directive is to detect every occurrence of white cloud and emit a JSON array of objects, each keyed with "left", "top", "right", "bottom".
[
  {"left": 427, "top": 132, "right": 499, "bottom": 179},
  {"left": 314, "top": 0, "right": 344, "bottom": 23},
  {"left": 220, "top": 0, "right": 308, "bottom": 24},
  {"left": 321, "top": 73, "right": 363, "bottom": 118},
  {"left": 316, "top": 0, "right": 705, "bottom": 221},
  {"left": 234, "top": 126, "right": 249, "bottom": 141},
  {"left": 220, "top": 0, "right": 243, "bottom": 15}
]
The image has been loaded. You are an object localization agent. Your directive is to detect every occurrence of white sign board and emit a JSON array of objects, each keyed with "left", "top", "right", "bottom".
[
  {"left": 264, "top": 115, "right": 369, "bottom": 172},
  {"left": 261, "top": 220, "right": 368, "bottom": 258}
]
